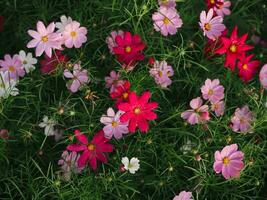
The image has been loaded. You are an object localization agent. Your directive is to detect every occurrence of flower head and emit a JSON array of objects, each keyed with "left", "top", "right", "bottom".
[
  {"left": 237, "top": 54, "right": 260, "bottom": 82},
  {"left": 199, "top": 9, "right": 226, "bottom": 41},
  {"left": 173, "top": 191, "right": 193, "bottom": 200},
  {"left": 100, "top": 108, "right": 129, "bottom": 140},
  {"left": 211, "top": 101, "right": 225, "bottom": 117},
  {"left": 118, "top": 91, "right": 158, "bottom": 133},
  {"left": 55, "top": 15, "right": 73, "bottom": 33},
  {"left": 39, "top": 115, "right": 57, "bottom": 136},
  {"left": 0, "top": 54, "right": 25, "bottom": 80},
  {"left": 210, "top": 1, "right": 231, "bottom": 17},
  {"left": 106, "top": 30, "right": 124, "bottom": 54},
  {"left": 158, "top": 0, "right": 176, "bottom": 8},
  {"left": 67, "top": 130, "right": 114, "bottom": 170},
  {"left": 0, "top": 71, "right": 18, "bottom": 99},
  {"left": 213, "top": 144, "right": 244, "bottom": 179},
  {"left": 62, "top": 21, "right": 87, "bottom": 48},
  {"left": 152, "top": 7, "right": 183, "bottom": 37},
  {"left": 113, "top": 32, "right": 146, "bottom": 65},
  {"left": 259, "top": 64, "right": 267, "bottom": 89},
  {"left": 18, "top": 50, "right": 37, "bottom": 73},
  {"left": 110, "top": 80, "right": 131, "bottom": 107},
  {"left": 27, "top": 21, "right": 62, "bottom": 57},
  {"left": 201, "top": 79, "right": 224, "bottom": 103},
  {"left": 105, "top": 70, "right": 124, "bottom": 93},
  {"left": 121, "top": 157, "right": 140, "bottom": 174},
  {"left": 181, "top": 97, "right": 210, "bottom": 125},
  {"left": 64, "top": 62, "right": 89, "bottom": 93},
  {"left": 231, "top": 106, "right": 254, "bottom": 133}
]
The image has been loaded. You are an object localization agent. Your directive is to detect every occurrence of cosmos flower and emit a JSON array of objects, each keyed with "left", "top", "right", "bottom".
[
  {"left": 211, "top": 101, "right": 225, "bottom": 117},
  {"left": 152, "top": 7, "right": 183, "bottom": 36},
  {"left": 213, "top": 1, "right": 231, "bottom": 17},
  {"left": 106, "top": 30, "right": 124, "bottom": 54},
  {"left": 121, "top": 157, "right": 140, "bottom": 174},
  {"left": 259, "top": 64, "right": 267, "bottom": 89},
  {"left": 38, "top": 115, "right": 57, "bottom": 136},
  {"left": 0, "top": 54, "right": 25, "bottom": 80},
  {"left": 237, "top": 54, "right": 260, "bottom": 82},
  {"left": 199, "top": 9, "right": 226, "bottom": 40},
  {"left": 55, "top": 15, "right": 73, "bottom": 33},
  {"left": 231, "top": 106, "right": 254, "bottom": 133},
  {"left": 100, "top": 108, "right": 129, "bottom": 140},
  {"left": 110, "top": 80, "right": 131, "bottom": 107},
  {"left": 213, "top": 144, "right": 245, "bottom": 179},
  {"left": 27, "top": 21, "right": 62, "bottom": 57},
  {"left": 173, "top": 191, "right": 193, "bottom": 200},
  {"left": 67, "top": 130, "right": 113, "bottom": 170},
  {"left": 18, "top": 50, "right": 37, "bottom": 73},
  {"left": 105, "top": 70, "right": 124, "bottom": 93},
  {"left": 201, "top": 78, "right": 225, "bottom": 103},
  {"left": 0, "top": 71, "right": 19, "bottom": 99}
]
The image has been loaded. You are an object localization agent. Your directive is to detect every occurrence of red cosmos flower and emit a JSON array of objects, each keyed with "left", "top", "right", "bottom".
[
  {"left": 0, "top": 16, "right": 4, "bottom": 32},
  {"left": 216, "top": 26, "right": 254, "bottom": 71},
  {"left": 110, "top": 80, "right": 131, "bottom": 107},
  {"left": 237, "top": 54, "right": 260, "bottom": 82},
  {"left": 113, "top": 32, "right": 145, "bottom": 65},
  {"left": 67, "top": 130, "right": 113, "bottom": 170},
  {"left": 118, "top": 91, "right": 158, "bottom": 133},
  {"left": 40, "top": 50, "right": 68, "bottom": 74}
]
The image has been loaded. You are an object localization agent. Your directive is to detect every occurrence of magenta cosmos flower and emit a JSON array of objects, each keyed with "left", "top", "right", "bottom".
[
  {"left": 62, "top": 21, "right": 87, "bottom": 48},
  {"left": 67, "top": 130, "right": 114, "bottom": 170},
  {"left": 213, "top": 144, "right": 245, "bottom": 179},
  {"left": 259, "top": 64, "right": 267, "bottom": 89},
  {"left": 152, "top": 7, "right": 183, "bottom": 37},
  {"left": 181, "top": 97, "right": 210, "bottom": 125},
  {"left": 106, "top": 30, "right": 124, "bottom": 54},
  {"left": 100, "top": 108, "right": 129, "bottom": 140},
  {"left": 27, "top": 21, "right": 62, "bottom": 57},
  {"left": 231, "top": 106, "right": 254, "bottom": 133},
  {"left": 158, "top": 0, "right": 176, "bottom": 8},
  {"left": 201, "top": 78, "right": 224, "bottom": 103},
  {"left": 0, "top": 54, "right": 25, "bottom": 80},
  {"left": 211, "top": 101, "right": 225, "bottom": 117},
  {"left": 199, "top": 9, "right": 226, "bottom": 41},
  {"left": 105, "top": 70, "right": 124, "bottom": 93},
  {"left": 63, "top": 62, "right": 89, "bottom": 93},
  {"left": 173, "top": 191, "right": 193, "bottom": 200}
]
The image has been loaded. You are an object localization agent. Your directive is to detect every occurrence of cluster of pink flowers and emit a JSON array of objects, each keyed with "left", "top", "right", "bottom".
[{"left": 206, "top": 0, "right": 231, "bottom": 17}]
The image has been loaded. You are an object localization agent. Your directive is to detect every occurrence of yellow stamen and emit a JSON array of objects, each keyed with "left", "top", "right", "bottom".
[
  {"left": 242, "top": 64, "right": 248, "bottom": 70},
  {"left": 9, "top": 66, "right": 15, "bottom": 72},
  {"left": 134, "top": 107, "right": 141, "bottom": 114},
  {"left": 88, "top": 144, "right": 95, "bottom": 151},
  {"left": 229, "top": 44, "right": 237, "bottom": 53},
  {"left": 41, "top": 36, "right": 48, "bottom": 42},
  {"left": 112, "top": 121, "right": 118, "bottom": 127},
  {"left": 125, "top": 46, "right": 132, "bottom": 53},
  {"left": 159, "top": 71, "right": 163, "bottom": 77},
  {"left": 223, "top": 157, "right": 230, "bottom": 165},
  {"left": 204, "top": 23, "right": 212, "bottom": 31},
  {"left": 122, "top": 92, "right": 129, "bottom": 99},
  {"left": 208, "top": 89, "right": 214, "bottom": 95},
  {"left": 210, "top": 0, "right": 215, "bottom": 4},
  {"left": 70, "top": 31, "right": 77, "bottom": 37},
  {"left": 163, "top": 17, "right": 170, "bottom": 25},
  {"left": 23, "top": 60, "right": 27, "bottom": 65}
]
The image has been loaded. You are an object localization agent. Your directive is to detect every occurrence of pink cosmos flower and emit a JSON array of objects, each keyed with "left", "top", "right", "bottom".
[
  {"left": 62, "top": 21, "right": 87, "bottom": 48},
  {"left": 213, "top": 144, "right": 245, "bottom": 179},
  {"left": 231, "top": 106, "right": 254, "bottom": 133},
  {"left": 259, "top": 64, "right": 267, "bottom": 89},
  {"left": 201, "top": 79, "right": 224, "bottom": 103},
  {"left": 199, "top": 9, "right": 226, "bottom": 41},
  {"left": 105, "top": 70, "right": 124, "bottom": 93},
  {"left": 63, "top": 62, "right": 89, "bottom": 93},
  {"left": 67, "top": 130, "right": 113, "bottom": 170},
  {"left": 0, "top": 54, "right": 25, "bottom": 80},
  {"left": 211, "top": 101, "right": 225, "bottom": 117},
  {"left": 100, "top": 108, "right": 129, "bottom": 140},
  {"left": 106, "top": 30, "right": 124, "bottom": 54},
  {"left": 173, "top": 191, "right": 193, "bottom": 200},
  {"left": 158, "top": 0, "right": 176, "bottom": 8},
  {"left": 27, "top": 21, "right": 62, "bottom": 57},
  {"left": 152, "top": 7, "right": 183, "bottom": 37},
  {"left": 213, "top": 1, "right": 231, "bottom": 17},
  {"left": 149, "top": 60, "right": 174, "bottom": 88},
  {"left": 181, "top": 97, "right": 210, "bottom": 125}
]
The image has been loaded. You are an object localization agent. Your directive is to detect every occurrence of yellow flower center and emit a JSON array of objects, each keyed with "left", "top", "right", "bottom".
[
  {"left": 41, "top": 36, "right": 48, "bottom": 43},
  {"left": 162, "top": 0, "right": 169, "bottom": 3},
  {"left": 9, "top": 66, "right": 15, "bottom": 72},
  {"left": 70, "top": 31, "right": 77, "bottom": 37},
  {"left": 0, "top": 83, "right": 4, "bottom": 88},
  {"left": 23, "top": 60, "right": 27, "bottom": 65},
  {"left": 204, "top": 23, "right": 212, "bottom": 31},
  {"left": 210, "top": 0, "right": 215, "bottom": 4},
  {"left": 134, "top": 107, "right": 141, "bottom": 114},
  {"left": 122, "top": 92, "right": 129, "bottom": 99},
  {"left": 229, "top": 44, "right": 237, "bottom": 53},
  {"left": 163, "top": 17, "right": 170, "bottom": 25},
  {"left": 223, "top": 157, "right": 230, "bottom": 165},
  {"left": 240, "top": 117, "right": 246, "bottom": 124},
  {"left": 208, "top": 89, "right": 214, "bottom": 95},
  {"left": 125, "top": 46, "right": 132, "bottom": 53},
  {"left": 213, "top": 103, "right": 219, "bottom": 110},
  {"left": 112, "top": 121, "right": 118, "bottom": 127},
  {"left": 242, "top": 64, "right": 248, "bottom": 70},
  {"left": 88, "top": 144, "right": 95, "bottom": 151},
  {"left": 159, "top": 71, "right": 163, "bottom": 77}
]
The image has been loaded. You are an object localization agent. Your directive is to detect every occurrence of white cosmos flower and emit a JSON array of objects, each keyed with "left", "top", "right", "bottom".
[
  {"left": 0, "top": 71, "right": 19, "bottom": 99},
  {"left": 39, "top": 115, "right": 57, "bottom": 136},
  {"left": 121, "top": 157, "right": 140, "bottom": 174},
  {"left": 55, "top": 15, "right": 73, "bottom": 33},
  {"left": 18, "top": 50, "right": 37, "bottom": 73}
]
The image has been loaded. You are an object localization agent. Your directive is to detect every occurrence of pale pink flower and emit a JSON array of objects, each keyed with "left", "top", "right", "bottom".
[
  {"left": 100, "top": 108, "right": 129, "bottom": 140},
  {"left": 27, "top": 21, "right": 62, "bottom": 57},
  {"left": 55, "top": 15, "right": 73, "bottom": 33},
  {"left": 105, "top": 70, "right": 124, "bottom": 93},
  {"left": 199, "top": 9, "right": 226, "bottom": 40},
  {"left": 181, "top": 97, "right": 210, "bottom": 125},
  {"left": 213, "top": 144, "right": 244, "bottom": 179},
  {"left": 64, "top": 62, "right": 89, "bottom": 93},
  {"left": 106, "top": 30, "right": 124, "bottom": 54},
  {"left": 231, "top": 106, "right": 254, "bottom": 133},
  {"left": 0, "top": 54, "right": 25, "bottom": 80},
  {"left": 214, "top": 1, "right": 231, "bottom": 17},
  {"left": 201, "top": 78, "right": 224, "bottom": 103},
  {"left": 152, "top": 7, "right": 183, "bottom": 37},
  {"left": 149, "top": 60, "right": 174, "bottom": 88},
  {"left": 158, "top": 0, "right": 176, "bottom": 8},
  {"left": 62, "top": 21, "right": 87, "bottom": 48},
  {"left": 173, "top": 191, "right": 193, "bottom": 200},
  {"left": 211, "top": 101, "right": 225, "bottom": 117},
  {"left": 259, "top": 64, "right": 267, "bottom": 89}
]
